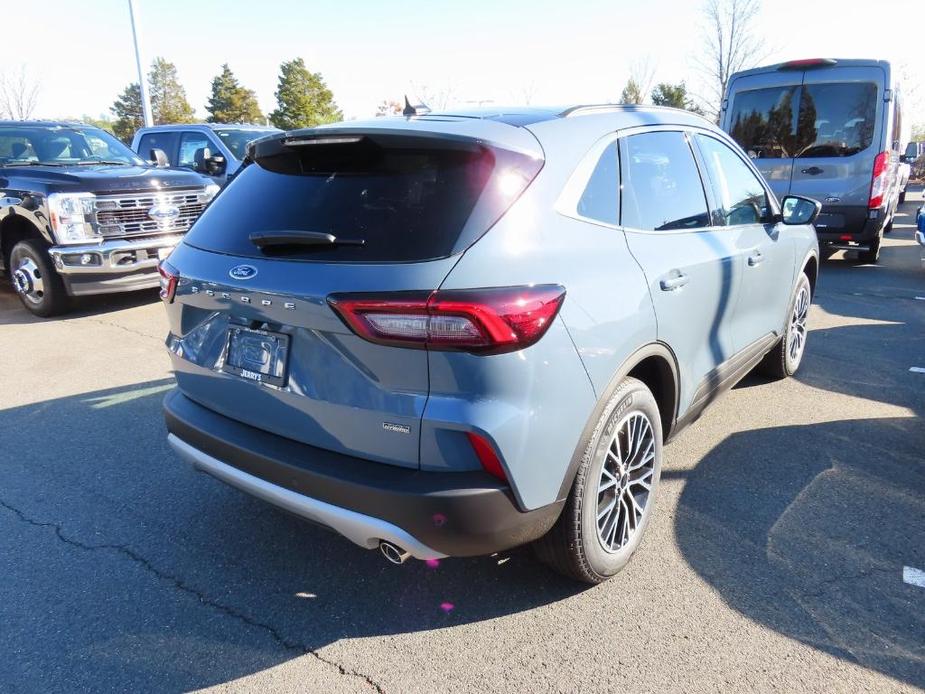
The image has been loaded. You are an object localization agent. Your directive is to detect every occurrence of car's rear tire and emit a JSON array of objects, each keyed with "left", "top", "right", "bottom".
[
  {"left": 858, "top": 233, "right": 881, "bottom": 264},
  {"left": 9, "top": 239, "right": 69, "bottom": 317},
  {"left": 757, "top": 272, "right": 811, "bottom": 380},
  {"left": 533, "top": 377, "right": 663, "bottom": 584}
]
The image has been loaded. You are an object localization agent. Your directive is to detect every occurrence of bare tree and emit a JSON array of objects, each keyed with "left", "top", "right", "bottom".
[
  {"left": 412, "top": 84, "right": 456, "bottom": 111},
  {"left": 629, "top": 57, "right": 657, "bottom": 105},
  {"left": 0, "top": 65, "right": 40, "bottom": 120},
  {"left": 697, "top": 0, "right": 768, "bottom": 120}
]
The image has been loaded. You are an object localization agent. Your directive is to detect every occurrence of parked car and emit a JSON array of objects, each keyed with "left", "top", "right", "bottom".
[
  {"left": 132, "top": 123, "right": 281, "bottom": 186},
  {"left": 721, "top": 58, "right": 908, "bottom": 263},
  {"left": 898, "top": 159, "right": 911, "bottom": 205},
  {"left": 160, "top": 105, "right": 820, "bottom": 584},
  {"left": 0, "top": 121, "right": 218, "bottom": 316}
]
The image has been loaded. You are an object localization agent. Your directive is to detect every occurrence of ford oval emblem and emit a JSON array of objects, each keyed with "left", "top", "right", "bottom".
[
  {"left": 229, "top": 264, "right": 258, "bottom": 280},
  {"left": 148, "top": 202, "right": 181, "bottom": 221}
]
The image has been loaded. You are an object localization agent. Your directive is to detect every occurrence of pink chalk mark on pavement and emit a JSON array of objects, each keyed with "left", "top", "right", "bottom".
[
  {"left": 425, "top": 558, "right": 440, "bottom": 569},
  {"left": 440, "top": 601, "right": 454, "bottom": 613}
]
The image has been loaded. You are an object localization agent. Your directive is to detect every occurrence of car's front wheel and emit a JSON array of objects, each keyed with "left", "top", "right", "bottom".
[
  {"left": 758, "top": 272, "right": 811, "bottom": 379},
  {"left": 9, "top": 239, "right": 69, "bottom": 317},
  {"left": 534, "top": 377, "right": 663, "bottom": 584}
]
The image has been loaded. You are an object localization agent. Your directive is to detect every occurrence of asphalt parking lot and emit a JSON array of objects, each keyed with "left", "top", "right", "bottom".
[{"left": 1, "top": 190, "right": 923, "bottom": 693}]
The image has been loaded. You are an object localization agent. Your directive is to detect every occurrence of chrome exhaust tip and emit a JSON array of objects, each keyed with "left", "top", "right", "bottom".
[{"left": 379, "top": 540, "right": 411, "bottom": 565}]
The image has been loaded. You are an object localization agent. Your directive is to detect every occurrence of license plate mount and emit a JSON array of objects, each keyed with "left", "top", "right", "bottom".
[{"left": 222, "top": 327, "right": 290, "bottom": 387}]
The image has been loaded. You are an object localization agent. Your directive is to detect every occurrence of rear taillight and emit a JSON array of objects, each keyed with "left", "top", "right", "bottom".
[
  {"left": 467, "top": 432, "right": 507, "bottom": 482},
  {"left": 869, "top": 151, "right": 891, "bottom": 209},
  {"left": 158, "top": 261, "right": 178, "bottom": 303},
  {"left": 328, "top": 285, "right": 566, "bottom": 354}
]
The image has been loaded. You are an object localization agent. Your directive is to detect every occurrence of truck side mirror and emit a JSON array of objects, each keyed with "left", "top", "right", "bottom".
[
  {"left": 150, "top": 148, "right": 169, "bottom": 168},
  {"left": 206, "top": 154, "right": 226, "bottom": 176}
]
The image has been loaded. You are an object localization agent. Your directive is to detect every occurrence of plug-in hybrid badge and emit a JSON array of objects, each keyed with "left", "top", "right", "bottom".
[{"left": 229, "top": 265, "right": 258, "bottom": 280}]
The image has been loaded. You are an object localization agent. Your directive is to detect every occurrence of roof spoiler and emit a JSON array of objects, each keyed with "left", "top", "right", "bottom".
[{"left": 778, "top": 58, "right": 837, "bottom": 70}]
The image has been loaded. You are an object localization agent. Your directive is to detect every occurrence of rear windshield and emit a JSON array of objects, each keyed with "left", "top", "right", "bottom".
[
  {"left": 729, "top": 82, "right": 878, "bottom": 159},
  {"left": 183, "top": 136, "right": 538, "bottom": 263}
]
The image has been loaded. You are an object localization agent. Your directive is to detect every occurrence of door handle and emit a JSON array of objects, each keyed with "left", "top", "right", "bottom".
[
  {"left": 801, "top": 166, "right": 824, "bottom": 175},
  {"left": 747, "top": 251, "right": 765, "bottom": 267},
  {"left": 659, "top": 272, "right": 690, "bottom": 291}
]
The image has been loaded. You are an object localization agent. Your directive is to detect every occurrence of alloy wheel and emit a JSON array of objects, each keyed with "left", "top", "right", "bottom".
[
  {"left": 596, "top": 411, "right": 655, "bottom": 553},
  {"left": 787, "top": 284, "right": 810, "bottom": 367}
]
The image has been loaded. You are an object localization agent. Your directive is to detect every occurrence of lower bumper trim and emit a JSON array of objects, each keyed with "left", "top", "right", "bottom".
[{"left": 168, "top": 433, "right": 446, "bottom": 560}]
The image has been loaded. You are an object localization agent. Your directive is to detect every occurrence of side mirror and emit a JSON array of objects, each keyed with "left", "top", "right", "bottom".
[
  {"left": 150, "top": 148, "right": 169, "bottom": 168},
  {"left": 781, "top": 195, "right": 822, "bottom": 226},
  {"left": 206, "top": 154, "right": 226, "bottom": 176}
]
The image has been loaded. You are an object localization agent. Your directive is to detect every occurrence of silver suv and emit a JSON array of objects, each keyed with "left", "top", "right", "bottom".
[{"left": 161, "top": 105, "right": 820, "bottom": 583}]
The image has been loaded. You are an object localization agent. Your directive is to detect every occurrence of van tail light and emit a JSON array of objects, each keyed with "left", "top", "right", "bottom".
[
  {"left": 158, "top": 260, "right": 179, "bottom": 303},
  {"left": 328, "top": 285, "right": 565, "bottom": 354},
  {"left": 868, "top": 151, "right": 891, "bottom": 209},
  {"left": 467, "top": 432, "right": 507, "bottom": 482}
]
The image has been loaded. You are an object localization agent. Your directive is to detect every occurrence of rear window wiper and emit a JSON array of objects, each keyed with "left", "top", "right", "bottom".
[{"left": 249, "top": 230, "right": 366, "bottom": 249}]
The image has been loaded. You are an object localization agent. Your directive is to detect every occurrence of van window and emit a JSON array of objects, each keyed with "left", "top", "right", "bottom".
[
  {"left": 621, "top": 131, "right": 710, "bottom": 231},
  {"left": 695, "top": 135, "right": 769, "bottom": 226},
  {"left": 576, "top": 141, "right": 619, "bottom": 225},
  {"left": 728, "top": 86, "right": 800, "bottom": 159},
  {"left": 795, "top": 83, "right": 877, "bottom": 158}
]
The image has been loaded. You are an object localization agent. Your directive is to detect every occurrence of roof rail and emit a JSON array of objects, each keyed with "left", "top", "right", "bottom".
[{"left": 560, "top": 103, "right": 695, "bottom": 118}]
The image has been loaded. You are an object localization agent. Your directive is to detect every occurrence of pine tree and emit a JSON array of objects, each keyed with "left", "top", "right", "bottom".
[
  {"left": 148, "top": 57, "right": 196, "bottom": 124},
  {"left": 111, "top": 83, "right": 143, "bottom": 143},
  {"left": 619, "top": 79, "right": 644, "bottom": 105},
  {"left": 206, "top": 64, "right": 264, "bottom": 124},
  {"left": 650, "top": 82, "right": 705, "bottom": 115},
  {"left": 269, "top": 58, "right": 341, "bottom": 130}
]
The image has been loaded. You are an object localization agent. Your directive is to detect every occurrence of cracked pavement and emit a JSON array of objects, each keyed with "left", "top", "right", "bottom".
[{"left": 1, "top": 189, "right": 923, "bottom": 693}]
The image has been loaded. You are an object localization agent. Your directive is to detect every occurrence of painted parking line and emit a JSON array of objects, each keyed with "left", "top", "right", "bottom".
[
  {"left": 910, "top": 367, "right": 925, "bottom": 374},
  {"left": 903, "top": 566, "right": 925, "bottom": 589},
  {"left": 917, "top": 297, "right": 925, "bottom": 301}
]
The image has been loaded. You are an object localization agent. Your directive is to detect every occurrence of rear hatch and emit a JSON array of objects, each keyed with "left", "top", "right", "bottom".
[
  {"left": 786, "top": 64, "right": 884, "bottom": 233},
  {"left": 163, "top": 121, "right": 543, "bottom": 469}
]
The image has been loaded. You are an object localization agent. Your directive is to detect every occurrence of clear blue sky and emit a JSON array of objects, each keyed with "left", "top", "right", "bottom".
[{"left": 7, "top": 0, "right": 923, "bottom": 122}]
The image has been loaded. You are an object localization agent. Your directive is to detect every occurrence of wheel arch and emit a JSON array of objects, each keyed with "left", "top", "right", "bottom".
[
  {"left": 801, "top": 251, "right": 818, "bottom": 298},
  {"left": 555, "top": 342, "right": 679, "bottom": 501},
  {"left": 0, "top": 212, "right": 46, "bottom": 272}
]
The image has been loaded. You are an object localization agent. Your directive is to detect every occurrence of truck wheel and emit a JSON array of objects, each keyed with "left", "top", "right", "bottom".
[
  {"left": 533, "top": 377, "right": 663, "bottom": 584},
  {"left": 758, "top": 273, "right": 811, "bottom": 380},
  {"left": 9, "top": 239, "right": 69, "bottom": 317},
  {"left": 858, "top": 233, "right": 881, "bottom": 264},
  {"left": 899, "top": 191, "right": 906, "bottom": 205}
]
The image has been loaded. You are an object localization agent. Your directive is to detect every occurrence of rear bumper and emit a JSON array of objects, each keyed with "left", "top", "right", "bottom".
[
  {"left": 815, "top": 206, "right": 884, "bottom": 246},
  {"left": 163, "top": 388, "right": 563, "bottom": 558}
]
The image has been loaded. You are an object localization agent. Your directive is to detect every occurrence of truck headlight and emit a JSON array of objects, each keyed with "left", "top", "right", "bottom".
[{"left": 48, "top": 192, "right": 97, "bottom": 244}]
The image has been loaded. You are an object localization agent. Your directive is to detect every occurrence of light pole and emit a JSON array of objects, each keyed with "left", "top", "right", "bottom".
[{"left": 128, "top": 0, "right": 153, "bottom": 127}]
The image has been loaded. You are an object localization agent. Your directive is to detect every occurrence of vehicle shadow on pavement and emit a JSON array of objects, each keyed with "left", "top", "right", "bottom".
[
  {"left": 669, "top": 414, "right": 924, "bottom": 689},
  {"left": 671, "top": 251, "right": 925, "bottom": 689},
  {"left": 0, "top": 282, "right": 160, "bottom": 325},
  {"left": 0, "top": 380, "right": 583, "bottom": 692}
]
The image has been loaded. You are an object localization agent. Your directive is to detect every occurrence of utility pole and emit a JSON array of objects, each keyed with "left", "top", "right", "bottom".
[{"left": 128, "top": 0, "right": 153, "bottom": 127}]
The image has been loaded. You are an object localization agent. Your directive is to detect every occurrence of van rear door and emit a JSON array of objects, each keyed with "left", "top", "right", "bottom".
[
  {"left": 788, "top": 64, "right": 884, "bottom": 233},
  {"left": 723, "top": 71, "right": 803, "bottom": 201}
]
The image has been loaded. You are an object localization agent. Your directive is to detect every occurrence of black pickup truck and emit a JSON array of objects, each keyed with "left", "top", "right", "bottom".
[{"left": 0, "top": 121, "right": 218, "bottom": 316}]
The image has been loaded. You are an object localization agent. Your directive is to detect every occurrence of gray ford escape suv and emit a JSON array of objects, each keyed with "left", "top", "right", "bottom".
[{"left": 161, "top": 105, "right": 820, "bottom": 584}]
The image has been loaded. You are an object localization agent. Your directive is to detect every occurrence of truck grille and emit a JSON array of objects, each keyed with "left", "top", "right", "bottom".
[{"left": 94, "top": 189, "right": 210, "bottom": 237}]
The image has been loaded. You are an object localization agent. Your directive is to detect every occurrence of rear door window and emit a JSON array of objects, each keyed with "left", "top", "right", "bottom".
[
  {"left": 795, "top": 82, "right": 877, "bottom": 158},
  {"left": 183, "top": 135, "right": 540, "bottom": 263},
  {"left": 728, "top": 86, "right": 800, "bottom": 159},
  {"left": 137, "top": 132, "right": 179, "bottom": 164},
  {"left": 576, "top": 141, "right": 619, "bottom": 225},
  {"left": 620, "top": 131, "right": 710, "bottom": 231},
  {"left": 695, "top": 135, "right": 770, "bottom": 226}
]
